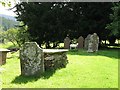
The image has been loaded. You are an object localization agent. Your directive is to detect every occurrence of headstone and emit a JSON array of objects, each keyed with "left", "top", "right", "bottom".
[
  {"left": 87, "top": 35, "right": 94, "bottom": 52},
  {"left": 64, "top": 37, "right": 71, "bottom": 49},
  {"left": 87, "top": 33, "right": 99, "bottom": 52},
  {"left": 92, "top": 33, "right": 99, "bottom": 52},
  {"left": 84, "top": 34, "right": 91, "bottom": 50},
  {"left": 77, "top": 36, "right": 84, "bottom": 49},
  {"left": 20, "top": 42, "right": 44, "bottom": 76}
]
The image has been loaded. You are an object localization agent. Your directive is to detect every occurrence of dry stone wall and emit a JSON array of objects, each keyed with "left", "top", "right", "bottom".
[{"left": 43, "top": 50, "right": 68, "bottom": 70}]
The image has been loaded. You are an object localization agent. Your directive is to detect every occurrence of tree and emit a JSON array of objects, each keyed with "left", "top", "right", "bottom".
[
  {"left": 106, "top": 3, "right": 120, "bottom": 44},
  {"left": 14, "top": 2, "right": 113, "bottom": 48},
  {"left": 3, "top": 26, "right": 30, "bottom": 47}
]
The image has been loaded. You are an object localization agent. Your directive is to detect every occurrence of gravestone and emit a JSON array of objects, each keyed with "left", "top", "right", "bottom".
[
  {"left": 87, "top": 33, "right": 99, "bottom": 52},
  {"left": 64, "top": 37, "right": 71, "bottom": 49},
  {"left": 20, "top": 42, "right": 44, "bottom": 76},
  {"left": 92, "top": 33, "right": 99, "bottom": 52},
  {"left": 77, "top": 36, "right": 84, "bottom": 49},
  {"left": 84, "top": 34, "right": 91, "bottom": 50},
  {"left": 87, "top": 35, "right": 94, "bottom": 52}
]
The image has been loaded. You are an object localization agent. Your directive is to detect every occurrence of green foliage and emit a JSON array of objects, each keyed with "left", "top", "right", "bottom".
[
  {"left": 15, "top": 2, "right": 113, "bottom": 47},
  {"left": 106, "top": 3, "right": 120, "bottom": 39},
  {"left": 3, "top": 26, "right": 30, "bottom": 47},
  {"left": 0, "top": 16, "right": 18, "bottom": 31},
  {"left": 3, "top": 28, "right": 18, "bottom": 46},
  {"left": 0, "top": 0, "right": 11, "bottom": 7}
]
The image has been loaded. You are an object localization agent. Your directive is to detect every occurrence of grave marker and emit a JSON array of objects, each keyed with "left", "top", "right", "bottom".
[
  {"left": 77, "top": 36, "right": 84, "bottom": 49},
  {"left": 64, "top": 37, "right": 71, "bottom": 49}
]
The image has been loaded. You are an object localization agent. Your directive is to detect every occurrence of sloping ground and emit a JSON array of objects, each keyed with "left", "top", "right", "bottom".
[{"left": 0, "top": 49, "right": 118, "bottom": 88}]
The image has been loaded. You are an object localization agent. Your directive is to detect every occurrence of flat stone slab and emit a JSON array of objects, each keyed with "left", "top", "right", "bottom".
[
  {"left": 43, "top": 49, "right": 68, "bottom": 53},
  {"left": 0, "top": 49, "right": 10, "bottom": 65},
  {"left": 0, "top": 49, "right": 10, "bottom": 52}
]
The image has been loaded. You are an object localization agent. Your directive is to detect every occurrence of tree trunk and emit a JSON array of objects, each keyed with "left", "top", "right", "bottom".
[{"left": 46, "top": 42, "right": 51, "bottom": 48}]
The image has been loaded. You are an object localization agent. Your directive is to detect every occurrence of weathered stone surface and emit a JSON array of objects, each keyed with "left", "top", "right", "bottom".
[
  {"left": 87, "top": 35, "right": 94, "bottom": 52},
  {"left": 20, "top": 42, "right": 44, "bottom": 76},
  {"left": 77, "top": 36, "right": 84, "bottom": 49},
  {"left": 43, "top": 49, "right": 68, "bottom": 70},
  {"left": 84, "top": 34, "right": 91, "bottom": 50},
  {"left": 87, "top": 33, "right": 99, "bottom": 52},
  {"left": 64, "top": 37, "right": 71, "bottom": 49},
  {"left": 0, "top": 49, "right": 10, "bottom": 65},
  {"left": 92, "top": 33, "right": 99, "bottom": 52}
]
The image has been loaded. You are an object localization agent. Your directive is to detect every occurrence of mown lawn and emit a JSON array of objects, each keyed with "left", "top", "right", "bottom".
[{"left": 0, "top": 43, "right": 118, "bottom": 88}]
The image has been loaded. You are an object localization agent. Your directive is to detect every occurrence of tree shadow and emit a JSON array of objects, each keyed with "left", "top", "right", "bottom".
[
  {"left": 68, "top": 48, "right": 119, "bottom": 59},
  {"left": 11, "top": 69, "right": 57, "bottom": 84}
]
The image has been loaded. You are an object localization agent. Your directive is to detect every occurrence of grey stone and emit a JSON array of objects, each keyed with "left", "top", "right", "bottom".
[
  {"left": 77, "top": 36, "right": 84, "bottom": 49},
  {"left": 87, "top": 35, "right": 94, "bottom": 52},
  {"left": 43, "top": 49, "right": 68, "bottom": 70},
  {"left": 64, "top": 37, "right": 71, "bottom": 49},
  {"left": 92, "top": 33, "right": 99, "bottom": 52},
  {"left": 20, "top": 42, "right": 44, "bottom": 76},
  {"left": 84, "top": 34, "right": 91, "bottom": 50},
  {"left": 87, "top": 33, "right": 99, "bottom": 52}
]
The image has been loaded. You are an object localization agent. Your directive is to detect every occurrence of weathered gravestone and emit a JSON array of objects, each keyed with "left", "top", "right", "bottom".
[
  {"left": 64, "top": 37, "right": 71, "bottom": 49},
  {"left": 92, "top": 33, "right": 99, "bottom": 52},
  {"left": 77, "top": 36, "right": 84, "bottom": 49},
  {"left": 84, "top": 34, "right": 91, "bottom": 50},
  {"left": 87, "top": 35, "right": 94, "bottom": 52},
  {"left": 20, "top": 42, "right": 44, "bottom": 76},
  {"left": 87, "top": 33, "right": 99, "bottom": 52}
]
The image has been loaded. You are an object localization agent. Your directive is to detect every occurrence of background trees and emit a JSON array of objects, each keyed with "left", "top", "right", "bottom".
[
  {"left": 14, "top": 2, "right": 114, "bottom": 48},
  {"left": 106, "top": 3, "right": 120, "bottom": 44}
]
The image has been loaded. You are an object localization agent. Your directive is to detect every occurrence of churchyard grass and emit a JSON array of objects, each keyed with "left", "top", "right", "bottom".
[{"left": 0, "top": 43, "right": 118, "bottom": 88}]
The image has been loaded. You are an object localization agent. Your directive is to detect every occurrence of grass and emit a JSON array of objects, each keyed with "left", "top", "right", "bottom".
[
  {"left": 0, "top": 42, "right": 18, "bottom": 49},
  {"left": 0, "top": 43, "right": 119, "bottom": 88}
]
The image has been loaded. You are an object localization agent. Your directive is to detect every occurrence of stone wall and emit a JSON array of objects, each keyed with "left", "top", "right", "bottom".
[{"left": 44, "top": 52, "right": 68, "bottom": 70}]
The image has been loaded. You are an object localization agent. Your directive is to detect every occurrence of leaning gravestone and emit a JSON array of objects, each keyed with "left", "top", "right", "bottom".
[
  {"left": 64, "top": 37, "right": 71, "bottom": 49},
  {"left": 87, "top": 33, "right": 99, "bottom": 52},
  {"left": 77, "top": 36, "right": 84, "bottom": 49},
  {"left": 20, "top": 42, "right": 44, "bottom": 76},
  {"left": 84, "top": 34, "right": 91, "bottom": 50}
]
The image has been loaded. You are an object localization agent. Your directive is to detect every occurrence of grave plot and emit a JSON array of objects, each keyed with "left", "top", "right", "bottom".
[{"left": 20, "top": 42, "right": 68, "bottom": 76}]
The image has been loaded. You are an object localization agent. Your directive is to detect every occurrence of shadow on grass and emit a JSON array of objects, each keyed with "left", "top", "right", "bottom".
[
  {"left": 11, "top": 70, "right": 56, "bottom": 84},
  {"left": 11, "top": 69, "right": 56, "bottom": 84},
  {"left": 68, "top": 48, "right": 119, "bottom": 59}
]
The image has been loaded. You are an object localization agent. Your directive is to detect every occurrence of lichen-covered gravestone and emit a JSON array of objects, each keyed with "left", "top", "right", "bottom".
[
  {"left": 84, "top": 34, "right": 91, "bottom": 50},
  {"left": 87, "top": 33, "right": 99, "bottom": 52},
  {"left": 77, "top": 36, "right": 84, "bottom": 49},
  {"left": 64, "top": 37, "right": 71, "bottom": 49},
  {"left": 20, "top": 42, "right": 44, "bottom": 76}
]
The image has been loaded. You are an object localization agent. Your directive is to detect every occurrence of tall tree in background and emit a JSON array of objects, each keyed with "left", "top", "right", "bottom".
[
  {"left": 106, "top": 3, "right": 120, "bottom": 44},
  {"left": 15, "top": 2, "right": 113, "bottom": 48}
]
